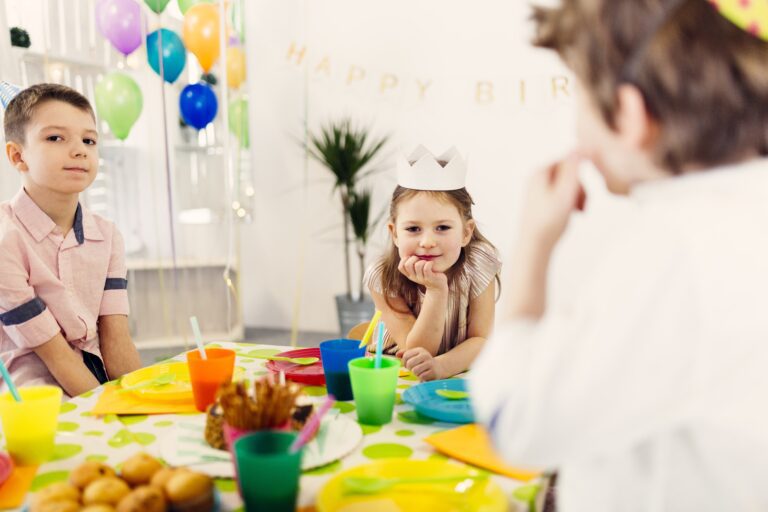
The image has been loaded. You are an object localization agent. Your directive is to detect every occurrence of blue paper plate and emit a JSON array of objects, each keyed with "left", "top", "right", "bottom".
[{"left": 401, "top": 379, "right": 474, "bottom": 423}]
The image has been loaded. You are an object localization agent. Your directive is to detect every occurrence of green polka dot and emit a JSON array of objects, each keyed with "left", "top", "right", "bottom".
[
  {"left": 362, "top": 443, "right": 413, "bottom": 460},
  {"left": 303, "top": 386, "right": 327, "bottom": 397},
  {"left": 395, "top": 393, "right": 404, "bottom": 405},
  {"left": 84, "top": 431, "right": 103, "bottom": 437},
  {"left": 214, "top": 478, "right": 237, "bottom": 492},
  {"left": 51, "top": 444, "right": 83, "bottom": 461},
  {"left": 239, "top": 358, "right": 255, "bottom": 363},
  {"left": 397, "top": 411, "right": 435, "bottom": 425},
  {"left": 428, "top": 453, "right": 449, "bottom": 462},
  {"left": 104, "top": 414, "right": 118, "bottom": 424},
  {"left": 79, "top": 390, "right": 95, "bottom": 398},
  {"left": 333, "top": 402, "right": 356, "bottom": 414},
  {"left": 31, "top": 470, "right": 69, "bottom": 491},
  {"left": 400, "top": 373, "right": 420, "bottom": 382},
  {"left": 236, "top": 366, "right": 247, "bottom": 374},
  {"left": 86, "top": 454, "right": 109, "bottom": 462},
  {"left": 395, "top": 429, "right": 414, "bottom": 437},
  {"left": 120, "top": 415, "right": 148, "bottom": 426},
  {"left": 397, "top": 384, "right": 412, "bottom": 389},
  {"left": 360, "top": 424, "right": 382, "bottom": 435},
  {"left": 303, "top": 459, "right": 342, "bottom": 476},
  {"left": 207, "top": 343, "right": 223, "bottom": 348},
  {"left": 60, "top": 403, "right": 77, "bottom": 414},
  {"left": 154, "top": 421, "right": 174, "bottom": 427},
  {"left": 108, "top": 429, "right": 157, "bottom": 448},
  {"left": 244, "top": 348, "right": 281, "bottom": 358},
  {"left": 57, "top": 422, "right": 79, "bottom": 432}
]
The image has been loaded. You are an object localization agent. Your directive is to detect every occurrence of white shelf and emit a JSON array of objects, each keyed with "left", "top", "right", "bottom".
[{"left": 127, "top": 258, "right": 233, "bottom": 271}]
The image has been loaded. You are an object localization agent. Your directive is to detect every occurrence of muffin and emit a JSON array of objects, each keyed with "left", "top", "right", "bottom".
[
  {"left": 31, "top": 482, "right": 80, "bottom": 511},
  {"left": 116, "top": 485, "right": 166, "bottom": 512},
  {"left": 30, "top": 500, "right": 80, "bottom": 512},
  {"left": 120, "top": 453, "right": 163, "bottom": 486},
  {"left": 70, "top": 461, "right": 117, "bottom": 489},
  {"left": 164, "top": 471, "right": 214, "bottom": 512},
  {"left": 82, "top": 476, "right": 131, "bottom": 507},
  {"left": 81, "top": 506, "right": 117, "bottom": 512}
]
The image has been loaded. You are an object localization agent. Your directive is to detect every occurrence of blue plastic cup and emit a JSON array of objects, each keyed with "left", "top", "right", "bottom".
[{"left": 319, "top": 338, "right": 366, "bottom": 401}]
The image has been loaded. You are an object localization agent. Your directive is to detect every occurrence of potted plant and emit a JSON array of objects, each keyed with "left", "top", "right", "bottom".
[{"left": 307, "top": 119, "right": 388, "bottom": 335}]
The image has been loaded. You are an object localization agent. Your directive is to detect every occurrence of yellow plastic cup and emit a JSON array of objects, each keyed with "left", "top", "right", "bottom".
[{"left": 0, "top": 385, "right": 62, "bottom": 465}]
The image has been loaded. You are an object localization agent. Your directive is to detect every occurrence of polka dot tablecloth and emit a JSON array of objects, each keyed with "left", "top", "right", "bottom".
[{"left": 4, "top": 342, "right": 530, "bottom": 511}]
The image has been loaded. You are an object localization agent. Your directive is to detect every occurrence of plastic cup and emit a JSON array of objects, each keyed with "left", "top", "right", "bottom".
[
  {"left": 186, "top": 348, "right": 236, "bottom": 412},
  {"left": 348, "top": 356, "right": 401, "bottom": 425},
  {"left": 233, "top": 430, "right": 303, "bottom": 512},
  {"left": 0, "top": 385, "right": 62, "bottom": 465},
  {"left": 319, "top": 338, "right": 366, "bottom": 401}
]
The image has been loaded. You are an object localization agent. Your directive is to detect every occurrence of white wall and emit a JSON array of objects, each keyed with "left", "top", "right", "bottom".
[{"left": 241, "top": 0, "right": 601, "bottom": 333}]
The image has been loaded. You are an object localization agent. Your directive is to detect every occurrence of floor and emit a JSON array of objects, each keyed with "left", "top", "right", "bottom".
[{"left": 137, "top": 327, "right": 338, "bottom": 366}]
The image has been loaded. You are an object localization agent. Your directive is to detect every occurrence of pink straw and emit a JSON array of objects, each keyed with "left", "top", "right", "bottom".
[{"left": 289, "top": 394, "right": 335, "bottom": 453}]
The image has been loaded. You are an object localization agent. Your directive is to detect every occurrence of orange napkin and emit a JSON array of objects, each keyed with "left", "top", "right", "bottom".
[
  {"left": 91, "top": 383, "right": 198, "bottom": 415},
  {"left": 424, "top": 424, "right": 541, "bottom": 482},
  {"left": 0, "top": 465, "right": 37, "bottom": 509}
]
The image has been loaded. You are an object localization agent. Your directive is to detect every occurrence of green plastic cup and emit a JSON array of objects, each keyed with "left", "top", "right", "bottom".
[
  {"left": 0, "top": 385, "right": 62, "bottom": 465},
  {"left": 348, "top": 356, "right": 401, "bottom": 425},
  {"left": 233, "top": 430, "right": 303, "bottom": 512}
]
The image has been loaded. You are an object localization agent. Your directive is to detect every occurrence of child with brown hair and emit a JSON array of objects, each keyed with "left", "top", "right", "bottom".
[
  {"left": 1, "top": 82, "right": 141, "bottom": 397},
  {"left": 470, "top": 1, "right": 768, "bottom": 510},
  {"left": 364, "top": 146, "right": 501, "bottom": 381}
]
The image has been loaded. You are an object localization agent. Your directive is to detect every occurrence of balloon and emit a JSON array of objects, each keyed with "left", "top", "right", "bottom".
[
  {"left": 182, "top": 4, "right": 220, "bottom": 72},
  {"left": 226, "top": 46, "right": 246, "bottom": 89},
  {"left": 228, "top": 99, "right": 249, "bottom": 148},
  {"left": 179, "top": 83, "right": 218, "bottom": 130},
  {"left": 146, "top": 29, "right": 186, "bottom": 83},
  {"left": 95, "top": 73, "right": 143, "bottom": 140},
  {"left": 144, "top": 0, "right": 170, "bottom": 13},
  {"left": 178, "top": 0, "right": 212, "bottom": 16},
  {"left": 95, "top": 0, "right": 144, "bottom": 56}
]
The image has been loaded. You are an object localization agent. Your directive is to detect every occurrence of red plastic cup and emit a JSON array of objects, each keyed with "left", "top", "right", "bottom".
[{"left": 186, "top": 348, "right": 236, "bottom": 412}]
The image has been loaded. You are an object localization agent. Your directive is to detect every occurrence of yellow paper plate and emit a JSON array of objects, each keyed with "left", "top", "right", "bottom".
[
  {"left": 316, "top": 459, "right": 507, "bottom": 512},
  {"left": 120, "top": 363, "right": 245, "bottom": 403}
]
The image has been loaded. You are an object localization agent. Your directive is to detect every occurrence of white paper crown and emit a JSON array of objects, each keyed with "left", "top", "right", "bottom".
[{"left": 396, "top": 146, "right": 467, "bottom": 191}]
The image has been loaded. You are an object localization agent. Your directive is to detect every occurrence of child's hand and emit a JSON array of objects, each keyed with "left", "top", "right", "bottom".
[
  {"left": 402, "top": 347, "right": 446, "bottom": 382},
  {"left": 398, "top": 255, "right": 448, "bottom": 291},
  {"left": 519, "top": 152, "right": 586, "bottom": 251}
]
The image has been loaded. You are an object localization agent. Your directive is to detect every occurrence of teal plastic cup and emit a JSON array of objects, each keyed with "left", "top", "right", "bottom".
[
  {"left": 348, "top": 356, "right": 401, "bottom": 425},
  {"left": 233, "top": 430, "right": 303, "bottom": 512}
]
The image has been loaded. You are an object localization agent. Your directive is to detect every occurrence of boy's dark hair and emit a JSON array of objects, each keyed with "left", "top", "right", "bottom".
[
  {"left": 3, "top": 83, "right": 95, "bottom": 144},
  {"left": 533, "top": 0, "right": 768, "bottom": 173}
]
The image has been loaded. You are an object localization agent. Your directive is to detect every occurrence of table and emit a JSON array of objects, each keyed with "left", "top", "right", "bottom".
[{"left": 11, "top": 342, "right": 529, "bottom": 511}]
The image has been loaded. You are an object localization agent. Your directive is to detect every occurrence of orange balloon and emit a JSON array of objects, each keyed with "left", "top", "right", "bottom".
[
  {"left": 226, "top": 47, "right": 246, "bottom": 89},
  {"left": 182, "top": 3, "right": 220, "bottom": 72}
]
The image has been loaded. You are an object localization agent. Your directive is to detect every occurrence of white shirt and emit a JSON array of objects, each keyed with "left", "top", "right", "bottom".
[{"left": 470, "top": 158, "right": 768, "bottom": 512}]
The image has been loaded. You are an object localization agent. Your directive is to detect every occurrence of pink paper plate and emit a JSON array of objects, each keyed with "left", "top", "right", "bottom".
[{"left": 265, "top": 347, "right": 325, "bottom": 386}]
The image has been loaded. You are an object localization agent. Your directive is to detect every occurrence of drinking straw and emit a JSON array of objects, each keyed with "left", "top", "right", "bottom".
[
  {"left": 289, "top": 394, "right": 335, "bottom": 453},
  {"left": 0, "top": 358, "right": 21, "bottom": 402},
  {"left": 358, "top": 310, "right": 382, "bottom": 349},
  {"left": 374, "top": 321, "right": 385, "bottom": 369},
  {"left": 189, "top": 316, "right": 207, "bottom": 360}
]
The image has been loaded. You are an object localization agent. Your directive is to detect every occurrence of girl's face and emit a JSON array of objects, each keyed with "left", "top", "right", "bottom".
[{"left": 388, "top": 192, "right": 475, "bottom": 273}]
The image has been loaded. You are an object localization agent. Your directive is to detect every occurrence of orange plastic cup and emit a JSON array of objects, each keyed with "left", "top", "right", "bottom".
[{"left": 186, "top": 348, "right": 236, "bottom": 412}]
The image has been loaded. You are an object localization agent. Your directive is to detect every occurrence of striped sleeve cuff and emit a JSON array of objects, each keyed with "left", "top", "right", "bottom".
[{"left": 0, "top": 297, "right": 61, "bottom": 348}]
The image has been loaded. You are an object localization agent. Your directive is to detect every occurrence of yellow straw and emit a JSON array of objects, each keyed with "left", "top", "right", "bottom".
[{"left": 358, "top": 310, "right": 382, "bottom": 349}]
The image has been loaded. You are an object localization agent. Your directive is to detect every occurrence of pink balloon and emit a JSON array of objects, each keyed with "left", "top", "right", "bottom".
[{"left": 95, "top": 0, "right": 144, "bottom": 56}]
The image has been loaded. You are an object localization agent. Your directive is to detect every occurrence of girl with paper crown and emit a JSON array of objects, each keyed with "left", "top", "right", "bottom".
[
  {"left": 470, "top": 1, "right": 768, "bottom": 511},
  {"left": 363, "top": 146, "right": 501, "bottom": 382}
]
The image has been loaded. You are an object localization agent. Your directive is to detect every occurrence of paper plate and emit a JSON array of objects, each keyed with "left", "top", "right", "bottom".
[
  {"left": 265, "top": 347, "right": 325, "bottom": 386},
  {"left": 0, "top": 453, "right": 13, "bottom": 487},
  {"left": 120, "top": 362, "right": 244, "bottom": 403},
  {"left": 401, "top": 379, "right": 474, "bottom": 424},
  {"left": 160, "top": 411, "right": 362, "bottom": 476},
  {"left": 316, "top": 459, "right": 507, "bottom": 512}
]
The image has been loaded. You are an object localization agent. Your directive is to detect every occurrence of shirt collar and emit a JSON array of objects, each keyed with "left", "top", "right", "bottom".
[{"left": 11, "top": 189, "right": 104, "bottom": 244}]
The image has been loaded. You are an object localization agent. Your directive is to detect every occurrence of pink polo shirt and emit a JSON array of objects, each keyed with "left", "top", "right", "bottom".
[{"left": 0, "top": 189, "right": 129, "bottom": 392}]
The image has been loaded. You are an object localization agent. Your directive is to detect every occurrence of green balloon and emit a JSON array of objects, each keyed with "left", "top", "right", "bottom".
[
  {"left": 144, "top": 0, "right": 171, "bottom": 13},
  {"left": 228, "top": 99, "right": 249, "bottom": 148},
  {"left": 178, "top": 0, "right": 212, "bottom": 15},
  {"left": 95, "top": 72, "right": 143, "bottom": 141}
]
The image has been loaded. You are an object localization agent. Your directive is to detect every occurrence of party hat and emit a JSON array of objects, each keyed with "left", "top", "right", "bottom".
[
  {"left": 0, "top": 81, "right": 22, "bottom": 110},
  {"left": 710, "top": 0, "right": 768, "bottom": 41}
]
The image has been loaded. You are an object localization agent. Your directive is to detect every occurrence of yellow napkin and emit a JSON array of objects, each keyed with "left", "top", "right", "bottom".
[
  {"left": 0, "top": 465, "right": 37, "bottom": 509},
  {"left": 91, "top": 383, "right": 198, "bottom": 415},
  {"left": 424, "top": 424, "right": 541, "bottom": 482}
]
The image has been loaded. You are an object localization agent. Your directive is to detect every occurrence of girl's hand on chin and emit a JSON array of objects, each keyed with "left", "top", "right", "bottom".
[{"left": 398, "top": 255, "right": 448, "bottom": 291}]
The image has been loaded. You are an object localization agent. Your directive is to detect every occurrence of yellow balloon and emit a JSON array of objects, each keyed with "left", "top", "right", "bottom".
[
  {"left": 226, "top": 47, "right": 246, "bottom": 89},
  {"left": 182, "top": 3, "right": 220, "bottom": 72}
]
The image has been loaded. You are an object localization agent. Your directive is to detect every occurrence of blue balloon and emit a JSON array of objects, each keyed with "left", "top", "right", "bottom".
[
  {"left": 179, "top": 83, "right": 218, "bottom": 129},
  {"left": 146, "top": 28, "right": 186, "bottom": 83}
]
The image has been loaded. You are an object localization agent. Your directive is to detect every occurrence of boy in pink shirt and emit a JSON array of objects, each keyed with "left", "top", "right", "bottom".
[{"left": 0, "top": 83, "right": 141, "bottom": 397}]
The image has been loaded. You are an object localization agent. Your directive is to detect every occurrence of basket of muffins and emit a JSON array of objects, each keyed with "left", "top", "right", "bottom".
[
  {"left": 30, "top": 453, "right": 214, "bottom": 512},
  {"left": 204, "top": 378, "right": 316, "bottom": 452}
]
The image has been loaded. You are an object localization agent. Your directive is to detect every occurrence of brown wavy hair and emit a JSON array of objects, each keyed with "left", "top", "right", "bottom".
[
  {"left": 532, "top": 0, "right": 768, "bottom": 173},
  {"left": 378, "top": 186, "right": 499, "bottom": 313}
]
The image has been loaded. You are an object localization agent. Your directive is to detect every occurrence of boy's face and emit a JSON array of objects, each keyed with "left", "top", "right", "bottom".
[{"left": 6, "top": 100, "right": 99, "bottom": 197}]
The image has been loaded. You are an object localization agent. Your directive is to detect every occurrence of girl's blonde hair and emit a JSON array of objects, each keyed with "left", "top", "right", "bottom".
[{"left": 379, "top": 186, "right": 499, "bottom": 313}]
